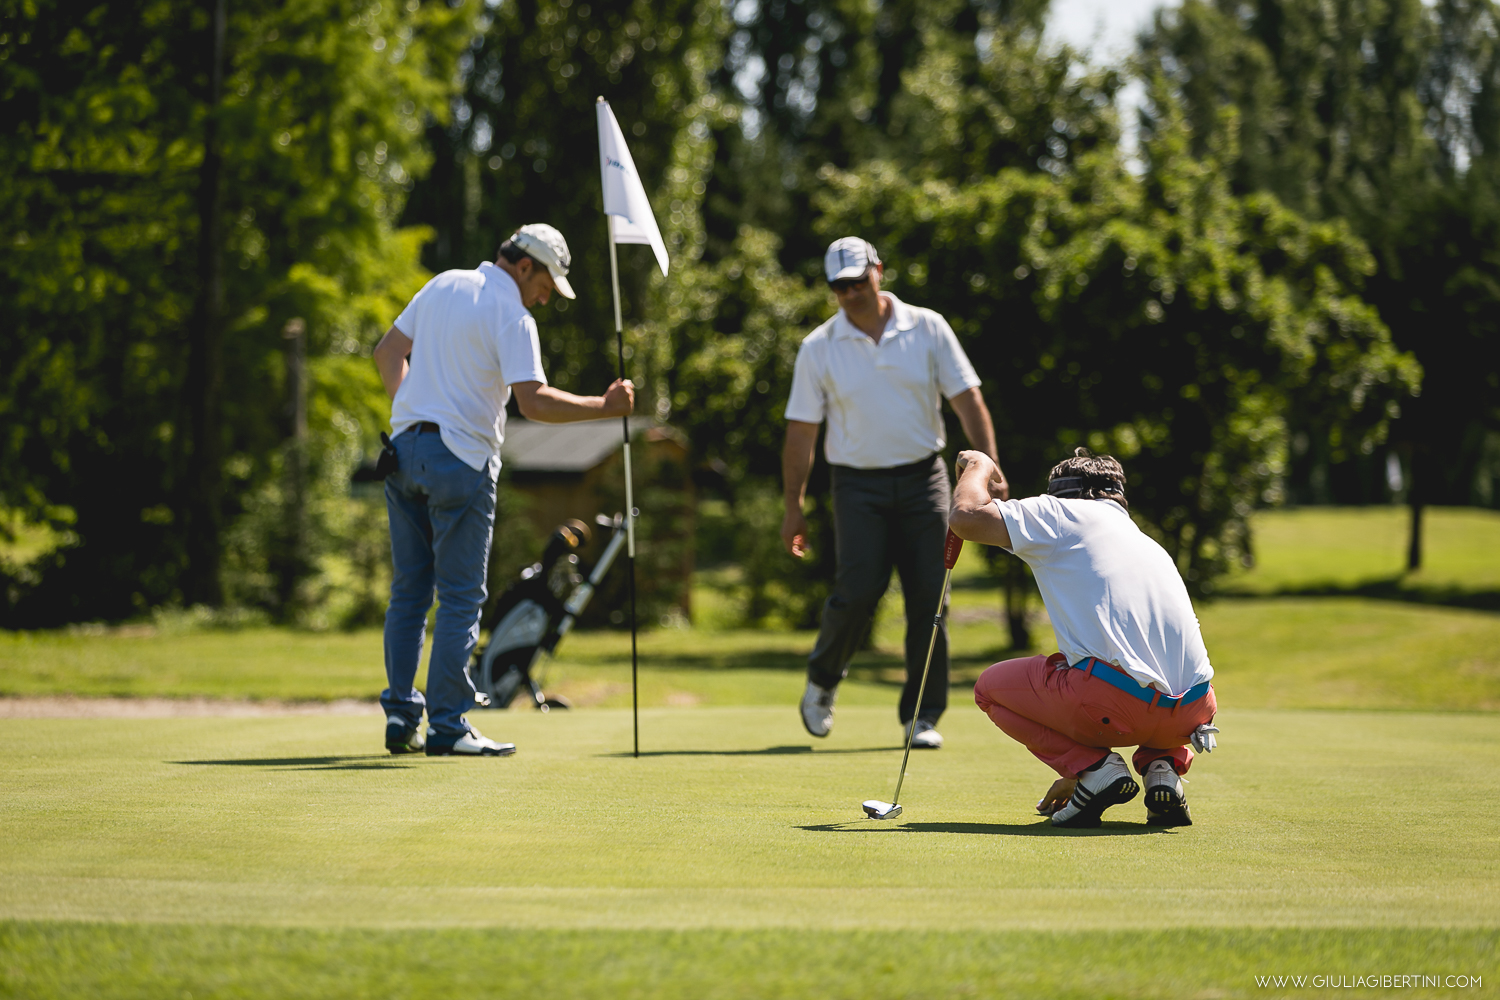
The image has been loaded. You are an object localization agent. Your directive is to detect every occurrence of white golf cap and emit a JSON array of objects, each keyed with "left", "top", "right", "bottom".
[
  {"left": 508, "top": 223, "right": 576, "bottom": 299},
  {"left": 824, "top": 236, "right": 881, "bottom": 282}
]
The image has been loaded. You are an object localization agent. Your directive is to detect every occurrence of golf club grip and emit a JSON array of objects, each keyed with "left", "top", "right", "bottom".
[{"left": 943, "top": 529, "right": 963, "bottom": 569}]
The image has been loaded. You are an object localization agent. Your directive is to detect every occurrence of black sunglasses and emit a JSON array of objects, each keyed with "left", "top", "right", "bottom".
[{"left": 828, "top": 272, "right": 872, "bottom": 294}]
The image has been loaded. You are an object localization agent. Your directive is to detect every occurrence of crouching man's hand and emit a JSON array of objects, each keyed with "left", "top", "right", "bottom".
[
  {"left": 1035, "top": 777, "right": 1077, "bottom": 816},
  {"left": 955, "top": 450, "right": 1007, "bottom": 499},
  {"left": 950, "top": 450, "right": 1013, "bottom": 549}
]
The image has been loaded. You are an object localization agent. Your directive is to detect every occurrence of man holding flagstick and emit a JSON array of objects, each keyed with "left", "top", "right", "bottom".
[
  {"left": 373, "top": 224, "right": 634, "bottom": 758},
  {"left": 597, "top": 97, "right": 670, "bottom": 758}
]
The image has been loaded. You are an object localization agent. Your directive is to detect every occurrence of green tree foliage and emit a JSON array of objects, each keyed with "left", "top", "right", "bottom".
[
  {"left": 401, "top": 0, "right": 729, "bottom": 399},
  {"left": 1139, "top": 0, "right": 1500, "bottom": 508},
  {"left": 815, "top": 110, "right": 1418, "bottom": 589},
  {"left": 2, "top": 0, "right": 1455, "bottom": 629},
  {"left": 0, "top": 0, "right": 470, "bottom": 624}
]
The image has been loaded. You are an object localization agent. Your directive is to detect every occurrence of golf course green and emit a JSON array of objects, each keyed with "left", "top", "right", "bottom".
[
  {"left": 2, "top": 507, "right": 1498, "bottom": 997},
  {"left": 2, "top": 704, "right": 1498, "bottom": 997}
]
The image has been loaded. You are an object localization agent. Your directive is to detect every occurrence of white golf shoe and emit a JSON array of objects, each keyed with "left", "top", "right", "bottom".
[
  {"left": 424, "top": 727, "right": 516, "bottom": 757},
  {"left": 1050, "top": 752, "right": 1138, "bottom": 828},
  {"left": 800, "top": 681, "right": 837, "bottom": 738},
  {"left": 906, "top": 719, "right": 944, "bottom": 749},
  {"left": 1143, "top": 758, "right": 1193, "bottom": 827}
]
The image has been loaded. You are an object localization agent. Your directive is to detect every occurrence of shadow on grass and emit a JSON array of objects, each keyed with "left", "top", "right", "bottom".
[
  {"left": 174, "top": 754, "right": 413, "bottom": 771},
  {"left": 568, "top": 649, "right": 1024, "bottom": 677},
  {"left": 798, "top": 820, "right": 1168, "bottom": 837},
  {"left": 598, "top": 744, "right": 906, "bottom": 758},
  {"left": 1216, "top": 577, "right": 1500, "bottom": 611}
]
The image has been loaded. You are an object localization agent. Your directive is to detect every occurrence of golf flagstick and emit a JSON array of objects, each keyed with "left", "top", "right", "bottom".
[
  {"left": 597, "top": 97, "right": 670, "bottom": 758},
  {"left": 862, "top": 529, "right": 964, "bottom": 821},
  {"left": 605, "top": 216, "right": 639, "bottom": 756}
]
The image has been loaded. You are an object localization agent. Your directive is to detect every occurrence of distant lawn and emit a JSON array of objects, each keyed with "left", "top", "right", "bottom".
[
  {"left": 5, "top": 596, "right": 1500, "bottom": 713},
  {"left": 4, "top": 508, "right": 1500, "bottom": 712},
  {"left": 1220, "top": 505, "right": 1500, "bottom": 601}
]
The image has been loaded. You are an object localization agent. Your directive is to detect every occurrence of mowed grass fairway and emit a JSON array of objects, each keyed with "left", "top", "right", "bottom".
[
  {"left": 4, "top": 506, "right": 1500, "bottom": 997},
  {"left": 3, "top": 706, "right": 1499, "bottom": 997}
]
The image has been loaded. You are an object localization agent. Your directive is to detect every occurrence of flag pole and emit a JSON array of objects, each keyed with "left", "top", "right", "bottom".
[
  {"left": 607, "top": 211, "right": 640, "bottom": 760},
  {"left": 599, "top": 94, "right": 661, "bottom": 760}
]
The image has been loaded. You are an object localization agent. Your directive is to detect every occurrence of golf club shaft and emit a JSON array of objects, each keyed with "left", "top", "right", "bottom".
[{"left": 889, "top": 529, "right": 964, "bottom": 807}]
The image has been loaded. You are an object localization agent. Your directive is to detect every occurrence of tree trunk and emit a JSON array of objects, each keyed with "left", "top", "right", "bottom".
[
  {"left": 275, "top": 318, "right": 308, "bottom": 617},
  {"left": 1004, "top": 551, "right": 1030, "bottom": 650},
  {"left": 1407, "top": 500, "right": 1424, "bottom": 572},
  {"left": 183, "top": 0, "right": 228, "bottom": 606}
]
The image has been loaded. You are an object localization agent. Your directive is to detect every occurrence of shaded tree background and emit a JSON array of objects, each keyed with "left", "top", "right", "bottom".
[
  {"left": 6, "top": 0, "right": 1496, "bottom": 628},
  {"left": 1139, "top": 0, "right": 1500, "bottom": 521}
]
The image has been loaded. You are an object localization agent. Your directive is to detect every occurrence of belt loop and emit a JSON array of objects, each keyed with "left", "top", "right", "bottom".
[
  {"left": 1149, "top": 690, "right": 1161, "bottom": 709},
  {"left": 1085, "top": 658, "right": 1097, "bottom": 679}
]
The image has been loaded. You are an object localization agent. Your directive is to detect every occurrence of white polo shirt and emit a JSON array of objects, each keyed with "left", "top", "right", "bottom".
[
  {"left": 391, "top": 262, "right": 548, "bottom": 477},
  {"left": 784, "top": 292, "right": 981, "bottom": 469},
  {"left": 995, "top": 494, "right": 1214, "bottom": 697}
]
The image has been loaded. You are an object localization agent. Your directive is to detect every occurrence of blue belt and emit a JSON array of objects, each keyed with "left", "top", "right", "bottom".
[{"left": 1071, "top": 657, "right": 1210, "bottom": 708}]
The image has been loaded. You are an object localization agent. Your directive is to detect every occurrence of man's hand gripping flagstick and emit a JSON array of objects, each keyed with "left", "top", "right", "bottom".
[
  {"left": 597, "top": 97, "right": 669, "bottom": 758},
  {"left": 862, "top": 528, "right": 964, "bottom": 820}
]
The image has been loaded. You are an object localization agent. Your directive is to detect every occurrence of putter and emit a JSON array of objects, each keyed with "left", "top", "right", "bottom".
[{"left": 862, "top": 528, "right": 964, "bottom": 821}]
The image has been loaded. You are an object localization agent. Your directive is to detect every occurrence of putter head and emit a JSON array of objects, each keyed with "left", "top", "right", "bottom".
[{"left": 862, "top": 799, "right": 902, "bottom": 820}]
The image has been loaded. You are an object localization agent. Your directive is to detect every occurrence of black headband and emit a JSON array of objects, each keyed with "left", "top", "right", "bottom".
[{"left": 1047, "top": 476, "right": 1125, "bottom": 498}]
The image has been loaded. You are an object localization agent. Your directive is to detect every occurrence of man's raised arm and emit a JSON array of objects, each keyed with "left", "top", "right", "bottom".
[
  {"left": 949, "top": 450, "right": 1012, "bottom": 550},
  {"left": 511, "top": 379, "right": 635, "bottom": 423}
]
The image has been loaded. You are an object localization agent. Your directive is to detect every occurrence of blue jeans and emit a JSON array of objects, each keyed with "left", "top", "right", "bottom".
[{"left": 382, "top": 427, "right": 496, "bottom": 738}]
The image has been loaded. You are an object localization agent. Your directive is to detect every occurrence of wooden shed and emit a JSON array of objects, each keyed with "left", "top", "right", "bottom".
[{"left": 499, "top": 417, "right": 694, "bottom": 619}]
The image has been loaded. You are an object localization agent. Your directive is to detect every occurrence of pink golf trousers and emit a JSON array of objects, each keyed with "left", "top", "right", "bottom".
[{"left": 974, "top": 652, "right": 1217, "bottom": 779}]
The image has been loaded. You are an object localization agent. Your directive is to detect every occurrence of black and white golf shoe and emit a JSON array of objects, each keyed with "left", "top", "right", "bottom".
[
  {"left": 1050, "top": 752, "right": 1139, "bottom": 828},
  {"left": 1143, "top": 758, "right": 1193, "bottom": 827},
  {"left": 905, "top": 718, "right": 944, "bottom": 749},
  {"left": 385, "top": 715, "right": 426, "bottom": 755},
  {"left": 424, "top": 727, "right": 516, "bottom": 757},
  {"left": 800, "top": 681, "right": 837, "bottom": 738}
]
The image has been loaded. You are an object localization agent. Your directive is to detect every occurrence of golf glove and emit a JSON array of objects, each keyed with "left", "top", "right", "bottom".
[{"left": 1190, "top": 723, "right": 1220, "bottom": 753}]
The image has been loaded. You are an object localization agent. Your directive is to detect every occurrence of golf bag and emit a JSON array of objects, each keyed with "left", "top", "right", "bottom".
[{"left": 468, "top": 512, "right": 627, "bottom": 711}]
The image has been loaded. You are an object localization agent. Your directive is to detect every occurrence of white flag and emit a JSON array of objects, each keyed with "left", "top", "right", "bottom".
[{"left": 597, "top": 99, "right": 669, "bottom": 277}]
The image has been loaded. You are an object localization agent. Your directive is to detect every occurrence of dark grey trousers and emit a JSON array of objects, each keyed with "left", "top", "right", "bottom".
[{"left": 807, "top": 454, "right": 951, "bottom": 725}]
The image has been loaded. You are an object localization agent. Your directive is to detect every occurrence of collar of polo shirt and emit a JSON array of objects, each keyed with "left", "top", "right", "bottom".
[{"left": 834, "top": 291, "right": 917, "bottom": 340}]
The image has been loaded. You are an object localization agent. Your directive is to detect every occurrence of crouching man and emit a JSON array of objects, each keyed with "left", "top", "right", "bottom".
[{"left": 948, "top": 447, "right": 1219, "bottom": 828}]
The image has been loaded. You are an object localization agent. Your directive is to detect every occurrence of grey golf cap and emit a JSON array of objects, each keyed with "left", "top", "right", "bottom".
[
  {"left": 508, "top": 223, "right": 576, "bottom": 299},
  {"left": 824, "top": 236, "right": 881, "bottom": 283}
]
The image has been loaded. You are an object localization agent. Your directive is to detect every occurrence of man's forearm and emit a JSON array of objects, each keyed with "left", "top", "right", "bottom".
[
  {"left": 782, "top": 421, "right": 818, "bottom": 511},
  {"left": 951, "top": 387, "right": 998, "bottom": 462},
  {"left": 516, "top": 384, "right": 623, "bottom": 423},
  {"left": 953, "top": 464, "right": 997, "bottom": 513},
  {"left": 950, "top": 451, "right": 1012, "bottom": 547}
]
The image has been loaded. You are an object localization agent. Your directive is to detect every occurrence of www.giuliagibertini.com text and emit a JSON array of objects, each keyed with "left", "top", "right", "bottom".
[{"left": 1256, "top": 974, "right": 1483, "bottom": 989}]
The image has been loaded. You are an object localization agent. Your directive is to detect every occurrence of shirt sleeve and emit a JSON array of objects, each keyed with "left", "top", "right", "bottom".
[
  {"left": 497, "top": 314, "right": 547, "bottom": 387},
  {"left": 783, "top": 338, "right": 826, "bottom": 423},
  {"left": 392, "top": 276, "right": 436, "bottom": 338},
  {"left": 931, "top": 313, "right": 982, "bottom": 400},
  {"left": 995, "top": 496, "right": 1065, "bottom": 562}
]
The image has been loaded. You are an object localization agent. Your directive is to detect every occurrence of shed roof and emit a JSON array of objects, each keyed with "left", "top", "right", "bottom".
[{"left": 500, "top": 416, "right": 658, "bottom": 473}]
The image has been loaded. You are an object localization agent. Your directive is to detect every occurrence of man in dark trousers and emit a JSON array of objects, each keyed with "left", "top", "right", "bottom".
[
  {"left": 373, "top": 224, "right": 633, "bottom": 757},
  {"left": 781, "top": 237, "right": 1000, "bottom": 748}
]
